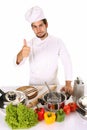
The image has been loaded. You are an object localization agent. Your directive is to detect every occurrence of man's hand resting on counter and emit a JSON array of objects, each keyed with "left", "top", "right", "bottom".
[{"left": 60, "top": 81, "right": 73, "bottom": 95}]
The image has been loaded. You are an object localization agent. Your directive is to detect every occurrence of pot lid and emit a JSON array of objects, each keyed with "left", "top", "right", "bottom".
[{"left": 77, "top": 96, "right": 87, "bottom": 111}]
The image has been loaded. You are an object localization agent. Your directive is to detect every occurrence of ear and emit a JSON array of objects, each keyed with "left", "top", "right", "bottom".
[{"left": 46, "top": 22, "right": 48, "bottom": 28}]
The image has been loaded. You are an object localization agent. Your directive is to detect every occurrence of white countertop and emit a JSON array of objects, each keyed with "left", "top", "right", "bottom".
[{"left": 0, "top": 86, "right": 87, "bottom": 130}]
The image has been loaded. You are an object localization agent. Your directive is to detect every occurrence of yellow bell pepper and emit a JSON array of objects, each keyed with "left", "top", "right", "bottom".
[{"left": 44, "top": 111, "right": 56, "bottom": 124}]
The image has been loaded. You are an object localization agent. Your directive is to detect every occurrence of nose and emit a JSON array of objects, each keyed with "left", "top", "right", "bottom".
[{"left": 36, "top": 26, "right": 41, "bottom": 32}]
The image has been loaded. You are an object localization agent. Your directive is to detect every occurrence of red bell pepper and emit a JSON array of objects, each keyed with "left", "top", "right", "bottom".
[{"left": 35, "top": 107, "right": 45, "bottom": 121}]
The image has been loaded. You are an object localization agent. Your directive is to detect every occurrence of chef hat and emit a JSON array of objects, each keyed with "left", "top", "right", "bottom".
[{"left": 25, "top": 6, "right": 45, "bottom": 24}]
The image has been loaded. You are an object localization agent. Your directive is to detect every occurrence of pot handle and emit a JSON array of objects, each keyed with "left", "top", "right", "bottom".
[
  {"left": 76, "top": 107, "right": 85, "bottom": 116},
  {"left": 38, "top": 98, "right": 46, "bottom": 105},
  {"left": 65, "top": 92, "right": 71, "bottom": 100},
  {"left": 62, "top": 91, "right": 71, "bottom": 100},
  {"left": 0, "top": 89, "right": 5, "bottom": 95}
]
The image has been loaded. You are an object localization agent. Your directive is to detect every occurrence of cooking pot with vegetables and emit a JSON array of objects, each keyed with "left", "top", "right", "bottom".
[
  {"left": 0, "top": 89, "right": 27, "bottom": 109},
  {"left": 38, "top": 91, "right": 71, "bottom": 112}
]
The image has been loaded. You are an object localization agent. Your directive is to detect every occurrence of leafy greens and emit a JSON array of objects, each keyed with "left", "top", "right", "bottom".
[{"left": 5, "top": 103, "right": 38, "bottom": 129}]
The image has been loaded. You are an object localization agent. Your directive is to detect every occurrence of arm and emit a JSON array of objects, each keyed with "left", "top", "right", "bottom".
[
  {"left": 16, "top": 39, "right": 30, "bottom": 65},
  {"left": 59, "top": 39, "right": 73, "bottom": 94},
  {"left": 16, "top": 50, "right": 23, "bottom": 65}
]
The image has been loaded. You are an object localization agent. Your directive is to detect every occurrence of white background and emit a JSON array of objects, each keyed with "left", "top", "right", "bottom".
[{"left": 0, "top": 0, "right": 87, "bottom": 87}]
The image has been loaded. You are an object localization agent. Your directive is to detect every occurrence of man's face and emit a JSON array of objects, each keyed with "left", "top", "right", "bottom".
[{"left": 31, "top": 20, "right": 48, "bottom": 39}]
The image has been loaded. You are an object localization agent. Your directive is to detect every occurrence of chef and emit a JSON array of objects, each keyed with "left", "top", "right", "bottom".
[{"left": 16, "top": 6, "right": 73, "bottom": 94}]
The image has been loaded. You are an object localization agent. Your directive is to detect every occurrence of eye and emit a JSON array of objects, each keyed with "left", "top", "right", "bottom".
[
  {"left": 39, "top": 24, "right": 44, "bottom": 27},
  {"left": 32, "top": 25, "right": 37, "bottom": 29}
]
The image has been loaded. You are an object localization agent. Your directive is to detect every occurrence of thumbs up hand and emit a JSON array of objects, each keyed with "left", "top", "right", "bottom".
[
  {"left": 21, "top": 39, "right": 30, "bottom": 58},
  {"left": 23, "top": 39, "right": 27, "bottom": 46}
]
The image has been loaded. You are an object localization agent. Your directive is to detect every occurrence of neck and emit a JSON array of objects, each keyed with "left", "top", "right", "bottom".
[{"left": 40, "top": 33, "right": 48, "bottom": 40}]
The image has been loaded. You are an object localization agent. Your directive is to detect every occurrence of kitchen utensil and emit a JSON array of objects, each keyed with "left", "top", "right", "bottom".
[
  {"left": 38, "top": 91, "right": 71, "bottom": 112},
  {"left": 16, "top": 86, "right": 38, "bottom": 99},
  {"left": 45, "top": 82, "right": 52, "bottom": 97},
  {"left": 76, "top": 95, "right": 87, "bottom": 120},
  {"left": 45, "top": 82, "right": 60, "bottom": 102},
  {"left": 27, "top": 85, "right": 57, "bottom": 108},
  {"left": 72, "top": 77, "right": 84, "bottom": 102},
  {"left": 0, "top": 89, "right": 26, "bottom": 109}
]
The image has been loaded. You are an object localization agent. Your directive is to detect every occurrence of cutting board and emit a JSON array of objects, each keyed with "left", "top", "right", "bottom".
[{"left": 16, "top": 86, "right": 38, "bottom": 99}]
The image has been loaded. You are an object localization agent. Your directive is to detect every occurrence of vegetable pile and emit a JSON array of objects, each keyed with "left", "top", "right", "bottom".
[
  {"left": 5, "top": 103, "right": 38, "bottom": 129},
  {"left": 5, "top": 101, "right": 77, "bottom": 128}
]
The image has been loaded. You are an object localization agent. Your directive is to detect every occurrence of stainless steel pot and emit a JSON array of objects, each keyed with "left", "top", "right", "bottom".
[
  {"left": 38, "top": 91, "right": 71, "bottom": 112},
  {"left": 76, "top": 96, "right": 87, "bottom": 120},
  {"left": 0, "top": 89, "right": 27, "bottom": 109}
]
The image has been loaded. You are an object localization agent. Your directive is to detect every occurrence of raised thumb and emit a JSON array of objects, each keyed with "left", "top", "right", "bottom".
[{"left": 23, "top": 39, "right": 27, "bottom": 46}]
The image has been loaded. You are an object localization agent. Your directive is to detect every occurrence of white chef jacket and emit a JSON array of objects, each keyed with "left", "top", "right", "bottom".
[{"left": 24, "top": 34, "right": 72, "bottom": 85}]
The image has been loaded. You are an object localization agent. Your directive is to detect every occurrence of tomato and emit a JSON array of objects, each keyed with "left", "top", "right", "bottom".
[
  {"left": 35, "top": 107, "right": 45, "bottom": 121},
  {"left": 63, "top": 105, "right": 71, "bottom": 115},
  {"left": 68, "top": 102, "right": 77, "bottom": 112}
]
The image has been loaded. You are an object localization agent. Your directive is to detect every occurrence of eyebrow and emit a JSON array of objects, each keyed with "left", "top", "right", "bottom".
[{"left": 32, "top": 23, "right": 44, "bottom": 28}]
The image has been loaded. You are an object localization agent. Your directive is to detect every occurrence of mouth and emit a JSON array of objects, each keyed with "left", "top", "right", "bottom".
[{"left": 37, "top": 32, "right": 43, "bottom": 35}]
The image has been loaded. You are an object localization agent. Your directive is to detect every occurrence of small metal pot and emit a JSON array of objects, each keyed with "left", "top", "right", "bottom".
[
  {"left": 38, "top": 91, "right": 70, "bottom": 112},
  {"left": 0, "top": 89, "right": 27, "bottom": 109},
  {"left": 76, "top": 96, "right": 87, "bottom": 120}
]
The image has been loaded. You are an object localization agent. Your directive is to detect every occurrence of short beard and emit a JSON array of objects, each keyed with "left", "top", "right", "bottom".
[{"left": 36, "top": 33, "right": 47, "bottom": 39}]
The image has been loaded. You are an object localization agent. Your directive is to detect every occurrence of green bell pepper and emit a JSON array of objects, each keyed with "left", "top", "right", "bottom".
[{"left": 56, "top": 109, "right": 65, "bottom": 122}]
